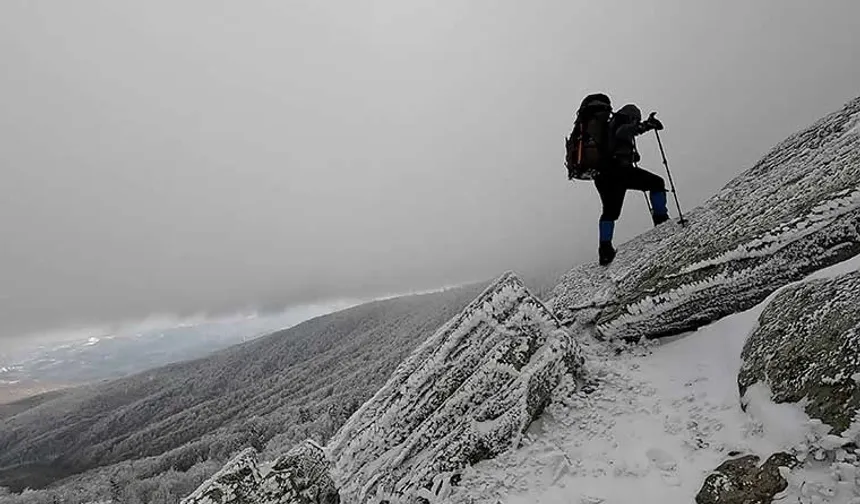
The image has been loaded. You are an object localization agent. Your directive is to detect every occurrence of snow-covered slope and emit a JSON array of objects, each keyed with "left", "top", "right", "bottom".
[
  {"left": 327, "top": 272, "right": 582, "bottom": 503},
  {"left": 172, "top": 99, "right": 860, "bottom": 504},
  {"left": 551, "top": 97, "right": 860, "bottom": 341},
  {"left": 0, "top": 283, "right": 488, "bottom": 497},
  {"left": 179, "top": 272, "right": 581, "bottom": 504},
  {"left": 446, "top": 256, "right": 860, "bottom": 504}
]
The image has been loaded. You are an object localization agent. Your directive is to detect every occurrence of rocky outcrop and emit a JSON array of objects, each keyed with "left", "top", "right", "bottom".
[
  {"left": 695, "top": 453, "right": 797, "bottom": 504},
  {"left": 326, "top": 272, "right": 583, "bottom": 503},
  {"left": 182, "top": 272, "right": 581, "bottom": 504},
  {"left": 739, "top": 270, "right": 860, "bottom": 435},
  {"left": 258, "top": 440, "right": 339, "bottom": 504},
  {"left": 181, "top": 448, "right": 260, "bottom": 504},
  {"left": 551, "top": 97, "right": 860, "bottom": 340},
  {"left": 182, "top": 441, "right": 338, "bottom": 504}
]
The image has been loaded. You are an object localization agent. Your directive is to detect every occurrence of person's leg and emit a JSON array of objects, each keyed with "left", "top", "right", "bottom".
[
  {"left": 624, "top": 166, "right": 669, "bottom": 225},
  {"left": 595, "top": 177, "right": 625, "bottom": 240},
  {"left": 650, "top": 191, "right": 669, "bottom": 225},
  {"left": 594, "top": 176, "right": 625, "bottom": 265}
]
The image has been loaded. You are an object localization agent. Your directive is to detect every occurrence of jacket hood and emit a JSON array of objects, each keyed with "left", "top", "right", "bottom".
[{"left": 616, "top": 104, "right": 642, "bottom": 123}]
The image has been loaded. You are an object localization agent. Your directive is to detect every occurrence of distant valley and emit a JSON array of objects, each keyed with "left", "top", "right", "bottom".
[{"left": 0, "top": 301, "right": 359, "bottom": 405}]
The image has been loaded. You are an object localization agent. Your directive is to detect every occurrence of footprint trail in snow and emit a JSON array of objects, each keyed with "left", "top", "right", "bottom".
[{"left": 445, "top": 262, "right": 860, "bottom": 504}]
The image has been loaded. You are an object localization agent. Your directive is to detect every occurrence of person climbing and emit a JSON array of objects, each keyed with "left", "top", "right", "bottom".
[
  {"left": 565, "top": 95, "right": 675, "bottom": 266},
  {"left": 594, "top": 104, "right": 668, "bottom": 265}
]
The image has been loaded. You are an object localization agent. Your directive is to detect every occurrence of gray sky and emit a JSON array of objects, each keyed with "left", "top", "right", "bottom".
[{"left": 2, "top": 0, "right": 859, "bottom": 340}]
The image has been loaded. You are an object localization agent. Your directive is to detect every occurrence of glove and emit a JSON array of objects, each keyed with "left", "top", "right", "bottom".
[
  {"left": 641, "top": 117, "right": 663, "bottom": 131},
  {"left": 645, "top": 112, "right": 664, "bottom": 131}
]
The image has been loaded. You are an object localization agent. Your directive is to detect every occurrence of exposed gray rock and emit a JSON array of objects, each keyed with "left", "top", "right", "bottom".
[
  {"left": 181, "top": 448, "right": 260, "bottom": 504},
  {"left": 739, "top": 270, "right": 860, "bottom": 434},
  {"left": 327, "top": 271, "right": 583, "bottom": 503},
  {"left": 551, "top": 97, "right": 860, "bottom": 341},
  {"left": 696, "top": 452, "right": 797, "bottom": 504},
  {"left": 183, "top": 441, "right": 340, "bottom": 504},
  {"left": 258, "top": 440, "right": 339, "bottom": 504}
]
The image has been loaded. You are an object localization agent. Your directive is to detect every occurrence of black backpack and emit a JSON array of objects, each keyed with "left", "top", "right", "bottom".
[{"left": 565, "top": 93, "right": 612, "bottom": 180}]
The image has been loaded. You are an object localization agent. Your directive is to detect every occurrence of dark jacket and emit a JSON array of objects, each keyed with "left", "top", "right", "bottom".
[{"left": 608, "top": 116, "right": 650, "bottom": 168}]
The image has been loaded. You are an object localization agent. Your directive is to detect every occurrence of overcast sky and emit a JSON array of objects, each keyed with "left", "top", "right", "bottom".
[{"left": 2, "top": 0, "right": 859, "bottom": 340}]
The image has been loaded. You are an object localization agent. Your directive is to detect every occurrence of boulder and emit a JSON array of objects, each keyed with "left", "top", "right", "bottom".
[
  {"left": 551, "top": 97, "right": 860, "bottom": 341},
  {"left": 739, "top": 270, "right": 860, "bottom": 434},
  {"left": 258, "top": 440, "right": 339, "bottom": 504},
  {"left": 181, "top": 448, "right": 260, "bottom": 504},
  {"left": 327, "top": 272, "right": 583, "bottom": 503},
  {"left": 183, "top": 441, "right": 340, "bottom": 504},
  {"left": 696, "top": 453, "right": 797, "bottom": 504}
]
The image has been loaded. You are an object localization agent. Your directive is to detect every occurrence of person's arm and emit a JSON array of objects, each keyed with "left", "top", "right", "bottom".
[
  {"left": 618, "top": 118, "right": 663, "bottom": 140},
  {"left": 615, "top": 122, "right": 644, "bottom": 142}
]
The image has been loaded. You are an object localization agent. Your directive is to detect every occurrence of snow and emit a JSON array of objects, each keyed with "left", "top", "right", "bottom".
[
  {"left": 446, "top": 256, "right": 860, "bottom": 504},
  {"left": 328, "top": 272, "right": 583, "bottom": 503},
  {"left": 741, "top": 382, "right": 813, "bottom": 449}
]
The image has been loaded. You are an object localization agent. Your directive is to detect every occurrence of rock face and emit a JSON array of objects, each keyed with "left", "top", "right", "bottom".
[
  {"left": 327, "top": 272, "right": 583, "bottom": 503},
  {"left": 696, "top": 453, "right": 797, "bottom": 504},
  {"left": 182, "top": 272, "right": 580, "bottom": 504},
  {"left": 181, "top": 448, "right": 260, "bottom": 504},
  {"left": 551, "top": 97, "right": 860, "bottom": 340},
  {"left": 739, "top": 270, "right": 860, "bottom": 434},
  {"left": 182, "top": 441, "right": 338, "bottom": 504},
  {"left": 258, "top": 440, "right": 339, "bottom": 504}
]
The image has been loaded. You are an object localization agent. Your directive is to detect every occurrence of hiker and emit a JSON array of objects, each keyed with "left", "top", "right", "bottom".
[
  {"left": 596, "top": 103, "right": 668, "bottom": 265},
  {"left": 564, "top": 94, "right": 668, "bottom": 267}
]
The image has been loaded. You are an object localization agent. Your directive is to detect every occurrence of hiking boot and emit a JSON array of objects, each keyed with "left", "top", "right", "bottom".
[
  {"left": 652, "top": 213, "right": 670, "bottom": 226},
  {"left": 598, "top": 241, "right": 616, "bottom": 266}
]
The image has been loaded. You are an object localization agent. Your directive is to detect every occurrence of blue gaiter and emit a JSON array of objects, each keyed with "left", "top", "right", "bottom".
[
  {"left": 650, "top": 190, "right": 668, "bottom": 217},
  {"left": 599, "top": 220, "right": 615, "bottom": 243}
]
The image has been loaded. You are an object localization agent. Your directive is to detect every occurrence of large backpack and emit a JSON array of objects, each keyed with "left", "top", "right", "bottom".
[{"left": 564, "top": 93, "right": 612, "bottom": 180}]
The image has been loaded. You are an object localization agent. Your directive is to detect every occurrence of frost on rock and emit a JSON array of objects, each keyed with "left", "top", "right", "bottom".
[
  {"left": 181, "top": 448, "right": 260, "bottom": 504},
  {"left": 550, "top": 96, "right": 860, "bottom": 340},
  {"left": 326, "top": 271, "right": 583, "bottom": 503},
  {"left": 182, "top": 441, "right": 339, "bottom": 504},
  {"left": 258, "top": 440, "right": 339, "bottom": 504},
  {"left": 739, "top": 270, "right": 860, "bottom": 435}
]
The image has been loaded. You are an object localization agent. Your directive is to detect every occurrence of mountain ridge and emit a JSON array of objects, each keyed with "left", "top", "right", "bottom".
[{"left": 0, "top": 283, "right": 490, "bottom": 497}]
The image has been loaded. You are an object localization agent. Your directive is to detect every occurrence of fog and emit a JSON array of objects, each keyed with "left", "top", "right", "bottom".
[{"left": 2, "top": 0, "right": 859, "bottom": 340}]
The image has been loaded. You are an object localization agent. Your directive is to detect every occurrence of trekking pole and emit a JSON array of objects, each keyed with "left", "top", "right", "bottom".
[{"left": 649, "top": 112, "right": 687, "bottom": 226}]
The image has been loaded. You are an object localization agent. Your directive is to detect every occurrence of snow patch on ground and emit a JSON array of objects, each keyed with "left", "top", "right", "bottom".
[
  {"left": 446, "top": 256, "right": 860, "bottom": 504},
  {"left": 741, "top": 382, "right": 813, "bottom": 450}
]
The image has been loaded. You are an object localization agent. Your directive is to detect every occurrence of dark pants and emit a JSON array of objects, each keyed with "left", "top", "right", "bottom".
[{"left": 595, "top": 166, "right": 666, "bottom": 222}]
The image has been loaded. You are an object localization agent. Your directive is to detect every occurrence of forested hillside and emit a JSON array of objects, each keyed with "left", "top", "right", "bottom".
[{"left": 0, "top": 282, "right": 488, "bottom": 503}]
